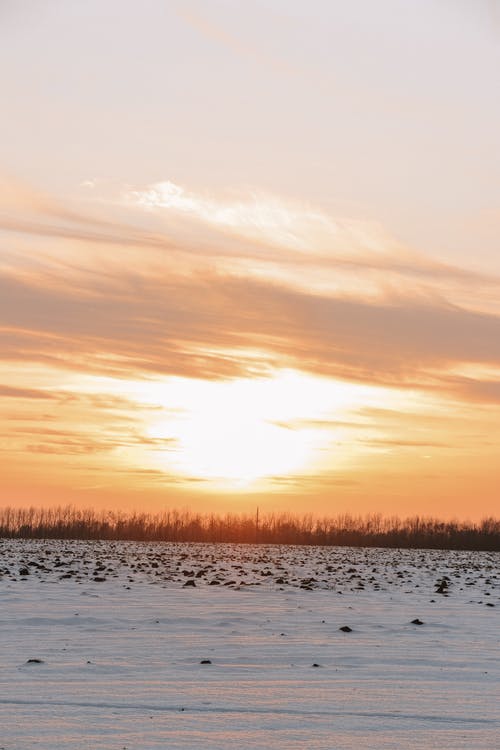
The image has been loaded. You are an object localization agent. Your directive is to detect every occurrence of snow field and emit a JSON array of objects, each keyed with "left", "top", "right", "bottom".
[{"left": 0, "top": 540, "right": 498, "bottom": 749}]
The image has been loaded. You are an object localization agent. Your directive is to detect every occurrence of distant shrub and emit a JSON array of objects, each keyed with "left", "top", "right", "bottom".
[{"left": 0, "top": 505, "right": 498, "bottom": 551}]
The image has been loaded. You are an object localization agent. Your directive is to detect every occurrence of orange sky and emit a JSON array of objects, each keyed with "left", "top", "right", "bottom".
[{"left": 1, "top": 1, "right": 500, "bottom": 520}]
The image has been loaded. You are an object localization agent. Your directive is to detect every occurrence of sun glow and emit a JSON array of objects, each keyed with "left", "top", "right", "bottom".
[
  {"left": 25, "top": 365, "right": 426, "bottom": 495},
  {"left": 141, "top": 370, "right": 398, "bottom": 489}
]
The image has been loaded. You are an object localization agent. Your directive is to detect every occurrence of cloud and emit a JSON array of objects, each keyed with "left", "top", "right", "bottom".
[
  {"left": 3, "top": 177, "right": 499, "bottom": 302},
  {"left": 5, "top": 422, "right": 178, "bottom": 457},
  {"left": 272, "top": 418, "right": 369, "bottom": 431},
  {"left": 25, "top": 441, "right": 109, "bottom": 456},
  {"left": 2, "top": 177, "right": 500, "bottom": 404},
  {"left": 268, "top": 473, "right": 360, "bottom": 489},
  {"left": 0, "top": 384, "right": 58, "bottom": 399},
  {"left": 76, "top": 464, "right": 210, "bottom": 485},
  {"left": 1, "top": 264, "right": 500, "bottom": 402},
  {"left": 356, "top": 437, "right": 448, "bottom": 449},
  {"left": 126, "top": 180, "right": 500, "bottom": 299},
  {"left": 174, "top": 2, "right": 296, "bottom": 77}
]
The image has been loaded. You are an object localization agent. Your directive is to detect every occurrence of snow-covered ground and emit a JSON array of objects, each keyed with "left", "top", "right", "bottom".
[{"left": 0, "top": 540, "right": 498, "bottom": 749}]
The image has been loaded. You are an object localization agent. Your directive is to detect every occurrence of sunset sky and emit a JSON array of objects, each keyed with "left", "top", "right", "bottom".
[{"left": 1, "top": 0, "right": 500, "bottom": 519}]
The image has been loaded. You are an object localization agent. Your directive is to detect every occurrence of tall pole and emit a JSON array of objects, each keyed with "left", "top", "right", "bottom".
[{"left": 255, "top": 506, "right": 259, "bottom": 544}]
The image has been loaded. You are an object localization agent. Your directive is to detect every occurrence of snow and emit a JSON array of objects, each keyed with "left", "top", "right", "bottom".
[{"left": 0, "top": 540, "right": 498, "bottom": 749}]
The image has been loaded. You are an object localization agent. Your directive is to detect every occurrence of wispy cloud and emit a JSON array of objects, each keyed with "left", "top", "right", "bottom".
[
  {"left": 174, "top": 1, "right": 297, "bottom": 78},
  {"left": 4, "top": 177, "right": 498, "bottom": 300},
  {"left": 0, "top": 384, "right": 58, "bottom": 399}
]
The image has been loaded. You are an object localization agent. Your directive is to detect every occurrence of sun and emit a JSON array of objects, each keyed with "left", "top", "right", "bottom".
[{"left": 172, "top": 411, "right": 310, "bottom": 484}]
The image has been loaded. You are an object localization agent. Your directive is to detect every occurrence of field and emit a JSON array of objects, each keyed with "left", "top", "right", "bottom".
[{"left": 0, "top": 540, "right": 498, "bottom": 749}]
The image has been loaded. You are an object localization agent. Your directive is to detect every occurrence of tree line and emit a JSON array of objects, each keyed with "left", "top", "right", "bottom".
[{"left": 0, "top": 505, "right": 498, "bottom": 551}]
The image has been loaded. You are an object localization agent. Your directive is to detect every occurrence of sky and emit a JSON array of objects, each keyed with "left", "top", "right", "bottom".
[{"left": 1, "top": 0, "right": 500, "bottom": 520}]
